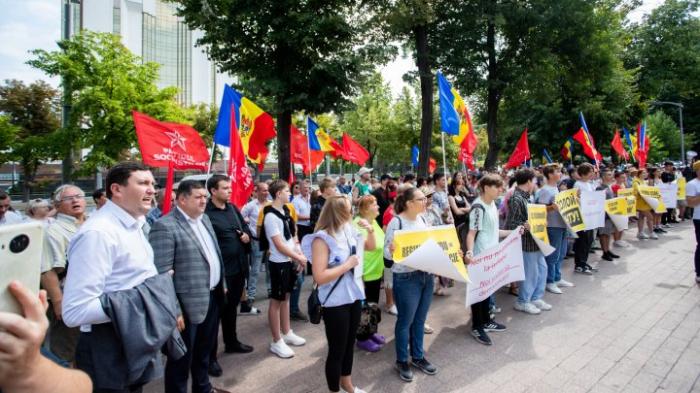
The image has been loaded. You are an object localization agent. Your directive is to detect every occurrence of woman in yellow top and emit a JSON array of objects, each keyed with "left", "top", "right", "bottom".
[{"left": 632, "top": 168, "right": 656, "bottom": 239}]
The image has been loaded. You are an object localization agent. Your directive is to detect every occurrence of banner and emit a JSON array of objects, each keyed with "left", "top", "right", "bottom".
[
  {"left": 617, "top": 188, "right": 636, "bottom": 216},
  {"left": 527, "top": 204, "right": 555, "bottom": 256},
  {"left": 580, "top": 190, "right": 606, "bottom": 230},
  {"left": 604, "top": 197, "right": 629, "bottom": 231},
  {"left": 659, "top": 183, "right": 678, "bottom": 210},
  {"left": 555, "top": 189, "right": 586, "bottom": 232},
  {"left": 677, "top": 177, "right": 686, "bottom": 200},
  {"left": 466, "top": 229, "right": 525, "bottom": 306},
  {"left": 393, "top": 225, "right": 468, "bottom": 282},
  {"left": 638, "top": 185, "right": 667, "bottom": 213}
]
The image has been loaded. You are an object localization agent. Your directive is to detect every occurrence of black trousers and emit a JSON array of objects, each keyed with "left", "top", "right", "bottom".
[
  {"left": 573, "top": 230, "right": 595, "bottom": 267},
  {"left": 322, "top": 300, "right": 362, "bottom": 392},
  {"left": 165, "top": 292, "right": 219, "bottom": 393},
  {"left": 694, "top": 220, "right": 700, "bottom": 276},
  {"left": 211, "top": 273, "right": 246, "bottom": 360},
  {"left": 363, "top": 278, "right": 382, "bottom": 304},
  {"left": 471, "top": 298, "right": 491, "bottom": 329}
]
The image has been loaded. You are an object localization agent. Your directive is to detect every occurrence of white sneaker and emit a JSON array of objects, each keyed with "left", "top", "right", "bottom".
[
  {"left": 532, "top": 299, "right": 553, "bottom": 311},
  {"left": 613, "top": 240, "right": 630, "bottom": 248},
  {"left": 637, "top": 232, "right": 649, "bottom": 240},
  {"left": 650, "top": 232, "right": 659, "bottom": 240},
  {"left": 270, "top": 339, "right": 295, "bottom": 358},
  {"left": 386, "top": 305, "right": 398, "bottom": 315},
  {"left": 514, "top": 302, "right": 541, "bottom": 314},
  {"left": 556, "top": 279, "right": 575, "bottom": 287},
  {"left": 341, "top": 387, "right": 368, "bottom": 393},
  {"left": 546, "top": 283, "right": 563, "bottom": 294},
  {"left": 282, "top": 330, "right": 306, "bottom": 346}
]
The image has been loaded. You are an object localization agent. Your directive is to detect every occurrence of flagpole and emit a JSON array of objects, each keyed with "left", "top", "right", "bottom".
[
  {"left": 206, "top": 140, "right": 216, "bottom": 175},
  {"left": 441, "top": 132, "right": 448, "bottom": 176}
]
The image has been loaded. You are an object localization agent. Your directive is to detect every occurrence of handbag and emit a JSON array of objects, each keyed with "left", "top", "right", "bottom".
[{"left": 307, "top": 272, "right": 344, "bottom": 324}]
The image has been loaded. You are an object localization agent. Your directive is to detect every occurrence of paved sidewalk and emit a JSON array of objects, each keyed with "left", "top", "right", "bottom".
[{"left": 144, "top": 222, "right": 700, "bottom": 393}]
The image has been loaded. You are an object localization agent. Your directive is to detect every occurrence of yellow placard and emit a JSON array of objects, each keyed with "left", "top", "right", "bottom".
[
  {"left": 604, "top": 197, "right": 627, "bottom": 216},
  {"left": 554, "top": 189, "right": 586, "bottom": 232},
  {"left": 638, "top": 185, "right": 667, "bottom": 213},
  {"left": 617, "top": 188, "right": 634, "bottom": 198},
  {"left": 392, "top": 225, "right": 468, "bottom": 279},
  {"left": 626, "top": 196, "right": 637, "bottom": 216},
  {"left": 677, "top": 177, "right": 686, "bottom": 200},
  {"left": 527, "top": 204, "right": 549, "bottom": 244}
]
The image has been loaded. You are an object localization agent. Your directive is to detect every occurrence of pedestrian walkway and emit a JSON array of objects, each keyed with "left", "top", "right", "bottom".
[{"left": 144, "top": 222, "right": 700, "bottom": 393}]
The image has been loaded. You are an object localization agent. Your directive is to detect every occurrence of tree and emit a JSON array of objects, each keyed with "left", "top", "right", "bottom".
[
  {"left": 171, "top": 0, "right": 389, "bottom": 181},
  {"left": 0, "top": 80, "right": 60, "bottom": 200},
  {"left": 28, "top": 31, "right": 187, "bottom": 176},
  {"left": 0, "top": 115, "right": 19, "bottom": 166},
  {"left": 646, "top": 111, "right": 695, "bottom": 163}
]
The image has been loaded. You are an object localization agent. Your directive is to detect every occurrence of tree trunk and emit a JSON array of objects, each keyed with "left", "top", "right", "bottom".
[
  {"left": 276, "top": 108, "right": 292, "bottom": 182},
  {"left": 414, "top": 24, "right": 433, "bottom": 178},
  {"left": 484, "top": 17, "right": 501, "bottom": 170}
]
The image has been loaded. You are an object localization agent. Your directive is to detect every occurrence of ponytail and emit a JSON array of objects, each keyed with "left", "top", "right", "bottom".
[{"left": 394, "top": 186, "right": 417, "bottom": 214}]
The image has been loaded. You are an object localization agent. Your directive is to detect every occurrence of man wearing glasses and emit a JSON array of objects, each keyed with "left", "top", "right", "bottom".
[{"left": 41, "top": 185, "right": 87, "bottom": 363}]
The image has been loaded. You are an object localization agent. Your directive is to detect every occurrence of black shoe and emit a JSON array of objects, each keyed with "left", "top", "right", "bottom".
[
  {"left": 483, "top": 321, "right": 507, "bottom": 332},
  {"left": 224, "top": 342, "right": 254, "bottom": 354},
  {"left": 602, "top": 252, "right": 613, "bottom": 261},
  {"left": 653, "top": 228, "right": 662, "bottom": 233},
  {"left": 658, "top": 227, "right": 667, "bottom": 233},
  {"left": 290, "top": 310, "right": 309, "bottom": 322},
  {"left": 208, "top": 360, "right": 223, "bottom": 377},
  {"left": 609, "top": 251, "right": 620, "bottom": 258},
  {"left": 411, "top": 357, "right": 438, "bottom": 375},
  {"left": 395, "top": 361, "right": 414, "bottom": 382},
  {"left": 575, "top": 266, "right": 593, "bottom": 275},
  {"left": 471, "top": 328, "right": 493, "bottom": 345},
  {"left": 585, "top": 263, "right": 598, "bottom": 272},
  {"left": 239, "top": 301, "right": 261, "bottom": 315}
]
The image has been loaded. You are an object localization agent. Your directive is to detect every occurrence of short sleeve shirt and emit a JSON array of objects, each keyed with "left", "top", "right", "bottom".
[
  {"left": 264, "top": 208, "right": 297, "bottom": 263},
  {"left": 687, "top": 179, "right": 700, "bottom": 219},
  {"left": 468, "top": 197, "right": 499, "bottom": 255},
  {"left": 536, "top": 185, "right": 567, "bottom": 228}
]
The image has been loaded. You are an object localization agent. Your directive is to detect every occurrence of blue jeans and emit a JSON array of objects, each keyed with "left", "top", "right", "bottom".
[
  {"left": 545, "top": 227, "right": 568, "bottom": 284},
  {"left": 518, "top": 251, "right": 547, "bottom": 304},
  {"left": 247, "top": 240, "right": 264, "bottom": 301},
  {"left": 393, "top": 271, "right": 433, "bottom": 363}
]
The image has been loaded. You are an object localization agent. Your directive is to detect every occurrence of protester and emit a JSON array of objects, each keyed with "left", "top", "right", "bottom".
[
  {"left": 352, "top": 167, "right": 373, "bottom": 205},
  {"left": 302, "top": 196, "right": 375, "bottom": 392},
  {"left": 535, "top": 164, "right": 575, "bottom": 295},
  {"left": 633, "top": 168, "right": 657, "bottom": 239},
  {"left": 40, "top": 184, "right": 87, "bottom": 363},
  {"left": 465, "top": 174, "right": 515, "bottom": 345},
  {"left": 311, "top": 177, "right": 338, "bottom": 229},
  {"left": 432, "top": 172, "right": 453, "bottom": 224},
  {"left": 684, "top": 160, "right": 700, "bottom": 283},
  {"left": 648, "top": 167, "right": 666, "bottom": 233},
  {"left": 381, "top": 185, "right": 399, "bottom": 316},
  {"left": 261, "top": 180, "right": 308, "bottom": 358},
  {"left": 149, "top": 180, "right": 228, "bottom": 393},
  {"left": 0, "top": 281, "right": 93, "bottom": 393},
  {"left": 145, "top": 188, "right": 173, "bottom": 226},
  {"left": 0, "top": 190, "right": 23, "bottom": 225},
  {"left": 91, "top": 188, "right": 108, "bottom": 210},
  {"left": 26, "top": 198, "right": 52, "bottom": 221},
  {"left": 573, "top": 163, "right": 599, "bottom": 274},
  {"left": 241, "top": 182, "right": 270, "bottom": 303},
  {"left": 507, "top": 169, "right": 550, "bottom": 314},
  {"left": 384, "top": 187, "right": 438, "bottom": 382},
  {"left": 611, "top": 171, "right": 630, "bottom": 247},
  {"left": 371, "top": 174, "right": 392, "bottom": 225},
  {"left": 448, "top": 171, "right": 471, "bottom": 227},
  {"left": 597, "top": 169, "right": 621, "bottom": 261},
  {"left": 63, "top": 162, "right": 165, "bottom": 392},
  {"left": 337, "top": 176, "right": 351, "bottom": 195},
  {"left": 291, "top": 179, "right": 312, "bottom": 321}
]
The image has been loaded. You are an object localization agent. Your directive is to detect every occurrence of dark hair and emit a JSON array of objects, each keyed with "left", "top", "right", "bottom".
[
  {"left": 380, "top": 174, "right": 392, "bottom": 182},
  {"left": 394, "top": 186, "right": 419, "bottom": 214},
  {"left": 542, "top": 164, "right": 560, "bottom": 179},
  {"left": 269, "top": 179, "right": 289, "bottom": 199},
  {"left": 661, "top": 172, "right": 675, "bottom": 183},
  {"left": 0, "top": 189, "right": 8, "bottom": 200},
  {"left": 577, "top": 163, "right": 594, "bottom": 176},
  {"left": 432, "top": 172, "right": 445, "bottom": 183},
  {"left": 514, "top": 168, "right": 536, "bottom": 185},
  {"left": 477, "top": 174, "right": 504, "bottom": 193},
  {"left": 416, "top": 177, "right": 427, "bottom": 188},
  {"left": 92, "top": 188, "right": 105, "bottom": 202},
  {"left": 403, "top": 173, "right": 416, "bottom": 182},
  {"left": 448, "top": 172, "right": 464, "bottom": 196},
  {"left": 614, "top": 171, "right": 625, "bottom": 179},
  {"left": 206, "top": 174, "right": 230, "bottom": 195},
  {"left": 176, "top": 180, "right": 206, "bottom": 199},
  {"left": 106, "top": 162, "right": 150, "bottom": 199}
]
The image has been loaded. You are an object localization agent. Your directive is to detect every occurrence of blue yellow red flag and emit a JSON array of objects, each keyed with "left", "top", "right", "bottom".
[
  {"left": 561, "top": 137, "right": 574, "bottom": 161},
  {"left": 307, "top": 116, "right": 335, "bottom": 152}
]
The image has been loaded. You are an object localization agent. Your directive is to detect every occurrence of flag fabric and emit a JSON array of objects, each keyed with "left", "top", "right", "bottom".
[
  {"left": 133, "top": 111, "right": 210, "bottom": 171},
  {"left": 542, "top": 148, "right": 553, "bottom": 164},
  {"left": 228, "top": 109, "right": 254, "bottom": 209},
  {"left": 290, "top": 125, "right": 324, "bottom": 174},
  {"left": 437, "top": 71, "right": 478, "bottom": 169},
  {"left": 437, "top": 72, "right": 461, "bottom": 136},
  {"left": 214, "top": 84, "right": 276, "bottom": 167},
  {"left": 636, "top": 121, "right": 650, "bottom": 168},
  {"left": 307, "top": 116, "right": 336, "bottom": 152},
  {"left": 411, "top": 145, "right": 419, "bottom": 167},
  {"left": 429, "top": 158, "right": 437, "bottom": 174},
  {"left": 341, "top": 133, "right": 370, "bottom": 166},
  {"left": 623, "top": 127, "right": 636, "bottom": 161},
  {"left": 504, "top": 129, "right": 531, "bottom": 169},
  {"left": 561, "top": 137, "right": 574, "bottom": 161},
  {"left": 611, "top": 130, "right": 629, "bottom": 161},
  {"left": 577, "top": 112, "right": 602, "bottom": 163}
]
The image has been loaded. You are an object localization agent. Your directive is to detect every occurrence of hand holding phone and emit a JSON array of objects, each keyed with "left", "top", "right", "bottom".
[{"left": 0, "top": 222, "right": 43, "bottom": 314}]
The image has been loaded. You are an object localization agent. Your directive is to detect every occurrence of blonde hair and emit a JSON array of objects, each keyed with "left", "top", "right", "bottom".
[{"left": 315, "top": 196, "right": 352, "bottom": 234}]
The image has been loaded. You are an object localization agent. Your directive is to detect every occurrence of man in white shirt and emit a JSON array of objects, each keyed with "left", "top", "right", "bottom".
[
  {"left": 241, "top": 182, "right": 270, "bottom": 304},
  {"left": 573, "top": 163, "right": 598, "bottom": 275},
  {"left": 63, "top": 162, "right": 162, "bottom": 393},
  {"left": 0, "top": 190, "right": 24, "bottom": 225},
  {"left": 684, "top": 160, "right": 700, "bottom": 283}
]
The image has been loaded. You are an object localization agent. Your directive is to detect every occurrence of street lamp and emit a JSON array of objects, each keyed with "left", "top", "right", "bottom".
[{"left": 650, "top": 100, "right": 685, "bottom": 165}]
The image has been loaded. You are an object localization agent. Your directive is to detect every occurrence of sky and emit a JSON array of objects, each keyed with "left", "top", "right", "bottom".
[{"left": 0, "top": 0, "right": 665, "bottom": 97}]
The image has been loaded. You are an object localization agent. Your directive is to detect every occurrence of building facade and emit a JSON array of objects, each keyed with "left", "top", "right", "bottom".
[{"left": 61, "top": 0, "right": 225, "bottom": 106}]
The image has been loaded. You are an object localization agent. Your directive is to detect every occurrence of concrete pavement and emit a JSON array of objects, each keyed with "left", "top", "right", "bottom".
[{"left": 144, "top": 221, "right": 700, "bottom": 393}]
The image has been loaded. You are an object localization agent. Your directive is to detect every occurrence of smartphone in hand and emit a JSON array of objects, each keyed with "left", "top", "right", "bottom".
[{"left": 0, "top": 221, "right": 44, "bottom": 314}]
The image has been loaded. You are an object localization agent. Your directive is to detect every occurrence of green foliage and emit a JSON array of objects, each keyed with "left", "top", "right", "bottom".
[
  {"left": 28, "top": 31, "right": 186, "bottom": 175},
  {"left": 645, "top": 111, "right": 694, "bottom": 163},
  {"left": 0, "top": 80, "right": 60, "bottom": 199},
  {"left": 0, "top": 114, "right": 19, "bottom": 166}
]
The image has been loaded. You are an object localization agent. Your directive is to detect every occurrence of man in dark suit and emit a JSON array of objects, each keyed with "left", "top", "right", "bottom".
[
  {"left": 150, "top": 180, "right": 229, "bottom": 393},
  {"left": 205, "top": 174, "right": 254, "bottom": 377}
]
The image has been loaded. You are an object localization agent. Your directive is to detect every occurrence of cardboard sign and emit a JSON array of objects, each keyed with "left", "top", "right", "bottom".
[
  {"left": 604, "top": 197, "right": 629, "bottom": 231},
  {"left": 617, "top": 188, "right": 636, "bottom": 216},
  {"left": 555, "top": 189, "right": 586, "bottom": 232},
  {"left": 659, "top": 183, "right": 678, "bottom": 209},
  {"left": 393, "top": 225, "right": 469, "bottom": 282},
  {"left": 677, "top": 177, "right": 686, "bottom": 200},
  {"left": 580, "top": 190, "right": 606, "bottom": 230},
  {"left": 527, "top": 204, "right": 555, "bottom": 256},
  {"left": 638, "top": 185, "right": 667, "bottom": 213}
]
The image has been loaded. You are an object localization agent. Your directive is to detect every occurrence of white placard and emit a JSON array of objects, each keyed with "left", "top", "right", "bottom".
[{"left": 580, "top": 190, "right": 606, "bottom": 230}]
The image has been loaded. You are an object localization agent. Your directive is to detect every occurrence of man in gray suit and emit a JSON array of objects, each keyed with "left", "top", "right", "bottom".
[{"left": 150, "top": 180, "right": 229, "bottom": 393}]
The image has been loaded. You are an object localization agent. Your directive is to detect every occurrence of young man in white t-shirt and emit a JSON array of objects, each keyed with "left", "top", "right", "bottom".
[
  {"left": 684, "top": 161, "right": 700, "bottom": 283},
  {"left": 263, "top": 180, "right": 309, "bottom": 358}
]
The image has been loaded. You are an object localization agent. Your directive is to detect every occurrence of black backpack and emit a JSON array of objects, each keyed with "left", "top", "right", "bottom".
[{"left": 259, "top": 204, "right": 295, "bottom": 252}]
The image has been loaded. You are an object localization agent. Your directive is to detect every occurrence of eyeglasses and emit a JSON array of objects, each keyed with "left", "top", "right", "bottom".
[
  {"left": 411, "top": 197, "right": 427, "bottom": 203},
  {"left": 60, "top": 194, "right": 85, "bottom": 202}
]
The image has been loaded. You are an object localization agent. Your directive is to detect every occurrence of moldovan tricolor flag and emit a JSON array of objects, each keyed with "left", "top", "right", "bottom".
[
  {"left": 214, "top": 84, "right": 276, "bottom": 168},
  {"left": 227, "top": 108, "right": 254, "bottom": 209},
  {"left": 636, "top": 121, "right": 650, "bottom": 168},
  {"left": 291, "top": 125, "right": 324, "bottom": 174},
  {"left": 504, "top": 129, "right": 531, "bottom": 169},
  {"left": 574, "top": 112, "right": 602, "bottom": 163},
  {"left": 437, "top": 71, "right": 478, "bottom": 169}
]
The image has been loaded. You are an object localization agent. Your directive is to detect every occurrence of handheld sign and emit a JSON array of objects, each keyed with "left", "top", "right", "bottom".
[{"left": 555, "top": 189, "right": 586, "bottom": 232}]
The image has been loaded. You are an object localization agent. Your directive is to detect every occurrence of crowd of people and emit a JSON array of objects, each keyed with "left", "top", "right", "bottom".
[{"left": 0, "top": 158, "right": 699, "bottom": 393}]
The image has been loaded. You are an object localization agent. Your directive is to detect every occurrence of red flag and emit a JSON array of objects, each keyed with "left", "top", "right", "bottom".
[
  {"left": 228, "top": 108, "right": 254, "bottom": 209},
  {"left": 573, "top": 127, "right": 603, "bottom": 161},
  {"left": 133, "top": 111, "right": 210, "bottom": 171},
  {"left": 290, "top": 125, "right": 324, "bottom": 174},
  {"left": 341, "top": 133, "right": 370, "bottom": 166},
  {"left": 458, "top": 125, "right": 478, "bottom": 170},
  {"left": 611, "top": 130, "right": 629, "bottom": 161},
  {"left": 428, "top": 158, "right": 437, "bottom": 174},
  {"left": 504, "top": 129, "right": 531, "bottom": 169}
]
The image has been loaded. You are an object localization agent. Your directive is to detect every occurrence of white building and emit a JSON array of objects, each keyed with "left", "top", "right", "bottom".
[{"left": 62, "top": 0, "right": 229, "bottom": 106}]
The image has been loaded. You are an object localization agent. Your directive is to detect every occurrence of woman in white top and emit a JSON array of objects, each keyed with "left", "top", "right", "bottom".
[
  {"left": 302, "top": 196, "right": 375, "bottom": 393},
  {"left": 383, "top": 187, "right": 438, "bottom": 382}
]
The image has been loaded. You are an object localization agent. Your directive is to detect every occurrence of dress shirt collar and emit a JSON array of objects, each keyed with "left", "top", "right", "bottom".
[
  {"left": 176, "top": 206, "right": 203, "bottom": 224},
  {"left": 104, "top": 199, "right": 147, "bottom": 230}
]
